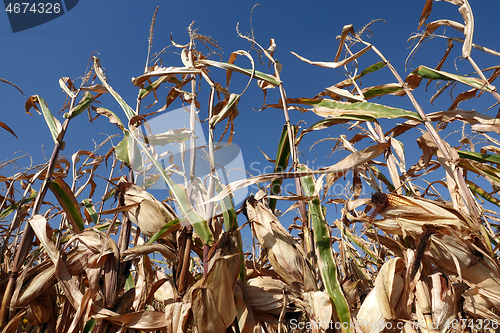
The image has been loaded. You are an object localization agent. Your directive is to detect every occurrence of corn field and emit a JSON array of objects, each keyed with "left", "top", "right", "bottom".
[{"left": 2, "top": 1, "right": 500, "bottom": 332}]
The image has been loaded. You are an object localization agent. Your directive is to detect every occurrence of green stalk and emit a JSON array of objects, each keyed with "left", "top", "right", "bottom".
[{"left": 299, "top": 165, "right": 351, "bottom": 332}]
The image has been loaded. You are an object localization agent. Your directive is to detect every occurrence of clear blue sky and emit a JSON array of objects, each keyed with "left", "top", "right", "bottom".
[{"left": 1, "top": 1, "right": 499, "bottom": 235}]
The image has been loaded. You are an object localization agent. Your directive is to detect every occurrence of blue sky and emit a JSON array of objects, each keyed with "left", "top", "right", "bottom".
[{"left": 1, "top": 1, "right": 500, "bottom": 237}]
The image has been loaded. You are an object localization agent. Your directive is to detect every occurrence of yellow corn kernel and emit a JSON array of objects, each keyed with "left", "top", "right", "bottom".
[{"left": 386, "top": 193, "right": 416, "bottom": 207}]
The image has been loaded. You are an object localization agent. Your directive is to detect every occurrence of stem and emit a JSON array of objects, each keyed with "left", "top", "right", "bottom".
[
  {"left": 179, "top": 45, "right": 196, "bottom": 287},
  {"left": 177, "top": 228, "right": 192, "bottom": 294},
  {"left": 274, "top": 66, "right": 313, "bottom": 259},
  {"left": 0, "top": 95, "right": 76, "bottom": 328}
]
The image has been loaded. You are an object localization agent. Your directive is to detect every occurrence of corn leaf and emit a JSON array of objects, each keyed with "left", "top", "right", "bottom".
[
  {"left": 93, "top": 57, "right": 135, "bottom": 120},
  {"left": 64, "top": 92, "right": 94, "bottom": 119},
  {"left": 49, "top": 178, "right": 84, "bottom": 233},
  {"left": 269, "top": 124, "right": 297, "bottom": 212},
  {"left": 410, "top": 65, "right": 495, "bottom": 92},
  {"left": 195, "top": 59, "right": 280, "bottom": 86},
  {"left": 299, "top": 165, "right": 351, "bottom": 331}
]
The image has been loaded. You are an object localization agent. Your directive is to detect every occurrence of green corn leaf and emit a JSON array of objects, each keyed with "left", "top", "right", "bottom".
[
  {"left": 411, "top": 65, "right": 495, "bottom": 92},
  {"left": 82, "top": 319, "right": 96, "bottom": 333},
  {"left": 368, "top": 165, "right": 395, "bottom": 192},
  {"left": 459, "top": 160, "right": 500, "bottom": 186},
  {"left": 146, "top": 218, "right": 182, "bottom": 244},
  {"left": 299, "top": 165, "right": 351, "bottom": 332},
  {"left": 28, "top": 95, "right": 62, "bottom": 144},
  {"left": 362, "top": 83, "right": 403, "bottom": 99},
  {"left": 0, "top": 189, "right": 37, "bottom": 219},
  {"left": 49, "top": 178, "right": 84, "bottom": 233},
  {"left": 467, "top": 181, "right": 500, "bottom": 207},
  {"left": 64, "top": 92, "right": 94, "bottom": 119},
  {"left": 209, "top": 93, "right": 240, "bottom": 128},
  {"left": 458, "top": 150, "right": 500, "bottom": 165},
  {"left": 124, "top": 272, "right": 135, "bottom": 292},
  {"left": 138, "top": 75, "right": 181, "bottom": 100},
  {"left": 291, "top": 98, "right": 421, "bottom": 121},
  {"left": 358, "top": 61, "right": 386, "bottom": 78},
  {"left": 114, "top": 130, "right": 143, "bottom": 171},
  {"left": 269, "top": 124, "right": 297, "bottom": 212},
  {"left": 93, "top": 57, "right": 136, "bottom": 120},
  {"left": 82, "top": 199, "right": 98, "bottom": 224}
]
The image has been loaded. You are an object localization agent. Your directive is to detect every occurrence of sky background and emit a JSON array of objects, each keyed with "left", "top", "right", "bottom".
[{"left": 1, "top": 1, "right": 500, "bottom": 242}]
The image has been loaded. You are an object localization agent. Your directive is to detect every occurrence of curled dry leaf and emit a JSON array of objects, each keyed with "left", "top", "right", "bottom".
[
  {"left": 191, "top": 255, "right": 240, "bottom": 333},
  {"left": 165, "top": 301, "right": 192, "bottom": 333},
  {"left": 302, "top": 291, "right": 333, "bottom": 333}
]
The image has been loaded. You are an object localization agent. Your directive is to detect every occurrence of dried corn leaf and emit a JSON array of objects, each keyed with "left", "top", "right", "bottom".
[
  {"left": 131, "top": 66, "right": 201, "bottom": 87},
  {"left": 122, "top": 243, "right": 176, "bottom": 262},
  {"left": 209, "top": 142, "right": 390, "bottom": 202},
  {"left": 192, "top": 255, "right": 240, "bottom": 332},
  {"left": 375, "top": 258, "right": 405, "bottom": 320},
  {"left": 291, "top": 45, "right": 372, "bottom": 69},
  {"left": 303, "top": 291, "right": 333, "bottom": 333},
  {"left": 165, "top": 302, "right": 191, "bottom": 333},
  {"left": 234, "top": 281, "right": 258, "bottom": 333},
  {"left": 428, "top": 233, "right": 500, "bottom": 284}
]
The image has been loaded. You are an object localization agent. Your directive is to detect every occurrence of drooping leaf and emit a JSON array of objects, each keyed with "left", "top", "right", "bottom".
[
  {"left": 49, "top": 177, "right": 84, "bottom": 233},
  {"left": 93, "top": 57, "right": 136, "bottom": 120},
  {"left": 335, "top": 61, "right": 387, "bottom": 89},
  {"left": 409, "top": 65, "right": 495, "bottom": 92},
  {"left": 132, "top": 66, "right": 200, "bottom": 87},
  {"left": 0, "top": 77, "right": 24, "bottom": 96},
  {"left": 59, "top": 77, "right": 76, "bottom": 99},
  {"left": 82, "top": 198, "right": 98, "bottom": 225},
  {"left": 138, "top": 75, "right": 181, "bottom": 100},
  {"left": 94, "top": 107, "right": 125, "bottom": 131},
  {"left": 210, "top": 93, "right": 240, "bottom": 128},
  {"left": 64, "top": 92, "right": 94, "bottom": 119},
  {"left": 195, "top": 59, "right": 280, "bottom": 86},
  {"left": 25, "top": 95, "right": 62, "bottom": 144},
  {"left": 292, "top": 45, "right": 372, "bottom": 70},
  {"left": 0, "top": 189, "right": 37, "bottom": 219},
  {"left": 288, "top": 98, "right": 421, "bottom": 121},
  {"left": 0, "top": 120, "right": 18, "bottom": 138}
]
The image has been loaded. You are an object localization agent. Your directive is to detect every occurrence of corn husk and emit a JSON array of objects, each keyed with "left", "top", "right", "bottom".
[{"left": 117, "top": 177, "right": 177, "bottom": 238}]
